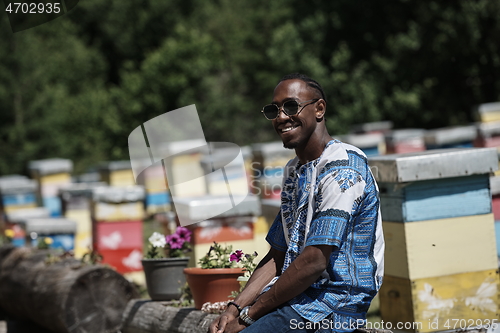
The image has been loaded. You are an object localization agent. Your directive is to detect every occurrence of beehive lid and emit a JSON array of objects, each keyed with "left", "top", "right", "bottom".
[
  {"left": 174, "top": 194, "right": 261, "bottom": 222},
  {"left": 350, "top": 121, "right": 393, "bottom": 133},
  {"left": 6, "top": 208, "right": 51, "bottom": 223},
  {"left": 92, "top": 186, "right": 146, "bottom": 203},
  {"left": 21, "top": 218, "right": 77, "bottom": 234},
  {"left": 28, "top": 158, "right": 73, "bottom": 175},
  {"left": 368, "top": 147, "right": 498, "bottom": 183},
  {"left": 423, "top": 125, "right": 477, "bottom": 146},
  {"left": 98, "top": 160, "right": 132, "bottom": 171},
  {"left": 59, "top": 182, "right": 107, "bottom": 199},
  {"left": 385, "top": 129, "right": 426, "bottom": 143},
  {"left": 341, "top": 132, "right": 384, "bottom": 148},
  {"left": 0, "top": 176, "right": 37, "bottom": 194}
]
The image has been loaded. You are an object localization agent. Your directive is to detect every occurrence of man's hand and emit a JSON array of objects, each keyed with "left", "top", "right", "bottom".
[
  {"left": 208, "top": 312, "right": 236, "bottom": 333},
  {"left": 221, "top": 317, "right": 248, "bottom": 333}
]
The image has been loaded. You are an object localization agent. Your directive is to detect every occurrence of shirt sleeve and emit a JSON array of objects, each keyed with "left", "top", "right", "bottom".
[
  {"left": 265, "top": 210, "right": 288, "bottom": 252},
  {"left": 305, "top": 169, "right": 366, "bottom": 248}
]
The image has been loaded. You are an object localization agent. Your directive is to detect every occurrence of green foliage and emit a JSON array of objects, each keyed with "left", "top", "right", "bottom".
[
  {"left": 0, "top": 0, "right": 500, "bottom": 175},
  {"left": 198, "top": 242, "right": 235, "bottom": 269}
]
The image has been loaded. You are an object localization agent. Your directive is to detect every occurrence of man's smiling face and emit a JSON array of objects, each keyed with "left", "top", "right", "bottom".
[{"left": 272, "top": 79, "right": 321, "bottom": 149}]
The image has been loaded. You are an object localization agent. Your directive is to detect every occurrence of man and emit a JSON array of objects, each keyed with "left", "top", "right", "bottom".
[{"left": 209, "top": 73, "right": 384, "bottom": 333}]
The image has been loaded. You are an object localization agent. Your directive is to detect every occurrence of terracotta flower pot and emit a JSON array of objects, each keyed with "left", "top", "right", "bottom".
[
  {"left": 184, "top": 267, "right": 244, "bottom": 309},
  {"left": 142, "top": 257, "right": 189, "bottom": 301}
]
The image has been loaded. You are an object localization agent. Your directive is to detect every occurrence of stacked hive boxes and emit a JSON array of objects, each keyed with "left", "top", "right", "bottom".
[
  {"left": 475, "top": 122, "right": 500, "bottom": 151},
  {"left": 199, "top": 142, "right": 250, "bottom": 197},
  {"left": 174, "top": 195, "right": 261, "bottom": 266},
  {"left": 28, "top": 158, "right": 73, "bottom": 217},
  {"left": 60, "top": 182, "right": 105, "bottom": 258},
  {"left": 162, "top": 140, "right": 208, "bottom": 198},
  {"left": 135, "top": 160, "right": 171, "bottom": 216},
  {"left": 0, "top": 176, "right": 39, "bottom": 246},
  {"left": 251, "top": 142, "right": 295, "bottom": 199},
  {"left": 91, "top": 186, "right": 145, "bottom": 274},
  {"left": 385, "top": 129, "right": 426, "bottom": 154},
  {"left": 351, "top": 120, "right": 393, "bottom": 134},
  {"left": 424, "top": 125, "right": 476, "bottom": 150},
  {"left": 473, "top": 103, "right": 500, "bottom": 178},
  {"left": 342, "top": 132, "right": 385, "bottom": 157},
  {"left": 5, "top": 207, "right": 50, "bottom": 247},
  {"left": 0, "top": 175, "right": 38, "bottom": 214},
  {"left": 347, "top": 121, "right": 393, "bottom": 156},
  {"left": 98, "top": 161, "right": 136, "bottom": 187},
  {"left": 370, "top": 148, "right": 499, "bottom": 332},
  {"left": 20, "top": 217, "right": 77, "bottom": 251},
  {"left": 474, "top": 102, "right": 500, "bottom": 123}
]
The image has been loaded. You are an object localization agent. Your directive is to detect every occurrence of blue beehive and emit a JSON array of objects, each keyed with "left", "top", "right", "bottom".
[{"left": 20, "top": 217, "right": 77, "bottom": 251}]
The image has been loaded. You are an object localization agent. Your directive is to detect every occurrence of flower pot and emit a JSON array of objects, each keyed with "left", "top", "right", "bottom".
[
  {"left": 184, "top": 267, "right": 244, "bottom": 309},
  {"left": 142, "top": 257, "right": 190, "bottom": 301}
]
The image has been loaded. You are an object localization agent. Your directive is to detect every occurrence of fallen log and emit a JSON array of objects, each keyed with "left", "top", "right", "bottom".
[
  {"left": 121, "top": 300, "right": 396, "bottom": 333},
  {"left": 121, "top": 300, "right": 218, "bottom": 333},
  {"left": 0, "top": 245, "right": 139, "bottom": 333}
]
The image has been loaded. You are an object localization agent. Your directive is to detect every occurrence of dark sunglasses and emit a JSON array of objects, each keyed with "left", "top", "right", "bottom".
[{"left": 261, "top": 99, "right": 319, "bottom": 120}]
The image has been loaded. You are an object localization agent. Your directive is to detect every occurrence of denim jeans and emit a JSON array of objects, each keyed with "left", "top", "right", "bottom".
[
  {"left": 240, "top": 304, "right": 318, "bottom": 333},
  {"left": 239, "top": 304, "right": 364, "bottom": 333}
]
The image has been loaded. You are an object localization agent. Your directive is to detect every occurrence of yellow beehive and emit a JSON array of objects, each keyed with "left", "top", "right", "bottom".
[
  {"left": 383, "top": 214, "right": 498, "bottom": 280},
  {"left": 99, "top": 161, "right": 136, "bottom": 187},
  {"left": 92, "top": 202, "right": 145, "bottom": 222},
  {"left": 379, "top": 269, "right": 500, "bottom": 333},
  {"left": 65, "top": 209, "right": 92, "bottom": 258}
]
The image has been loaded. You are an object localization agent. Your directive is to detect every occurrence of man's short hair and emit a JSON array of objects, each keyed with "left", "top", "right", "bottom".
[{"left": 279, "top": 73, "right": 327, "bottom": 104}]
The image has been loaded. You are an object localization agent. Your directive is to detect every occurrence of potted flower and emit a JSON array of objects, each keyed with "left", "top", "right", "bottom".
[
  {"left": 141, "top": 226, "right": 192, "bottom": 301},
  {"left": 183, "top": 242, "right": 257, "bottom": 309}
]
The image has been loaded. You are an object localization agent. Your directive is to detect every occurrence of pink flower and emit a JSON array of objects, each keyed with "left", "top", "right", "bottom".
[
  {"left": 166, "top": 233, "right": 184, "bottom": 249},
  {"left": 229, "top": 249, "right": 244, "bottom": 262},
  {"left": 176, "top": 226, "right": 192, "bottom": 243}
]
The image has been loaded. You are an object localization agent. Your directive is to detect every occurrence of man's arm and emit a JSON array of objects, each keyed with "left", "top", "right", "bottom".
[
  {"left": 247, "top": 244, "right": 332, "bottom": 320},
  {"left": 221, "top": 244, "right": 333, "bottom": 333},
  {"left": 208, "top": 246, "right": 285, "bottom": 333}
]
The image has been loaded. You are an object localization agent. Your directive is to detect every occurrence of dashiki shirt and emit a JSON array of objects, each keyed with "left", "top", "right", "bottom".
[{"left": 266, "top": 139, "right": 385, "bottom": 331}]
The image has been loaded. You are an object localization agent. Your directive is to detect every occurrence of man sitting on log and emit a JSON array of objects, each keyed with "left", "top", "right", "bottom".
[{"left": 209, "top": 73, "right": 385, "bottom": 333}]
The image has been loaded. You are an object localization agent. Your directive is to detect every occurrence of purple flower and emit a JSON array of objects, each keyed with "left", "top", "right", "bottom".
[
  {"left": 166, "top": 233, "right": 184, "bottom": 249},
  {"left": 176, "top": 226, "right": 192, "bottom": 243},
  {"left": 229, "top": 249, "right": 244, "bottom": 262}
]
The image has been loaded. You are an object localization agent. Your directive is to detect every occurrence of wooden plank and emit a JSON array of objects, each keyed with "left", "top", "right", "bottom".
[
  {"left": 379, "top": 175, "right": 491, "bottom": 222},
  {"left": 379, "top": 275, "right": 415, "bottom": 330},
  {"left": 382, "top": 222, "right": 410, "bottom": 279},
  {"left": 384, "top": 214, "right": 498, "bottom": 280},
  {"left": 380, "top": 270, "right": 500, "bottom": 333},
  {"left": 413, "top": 270, "right": 500, "bottom": 332}
]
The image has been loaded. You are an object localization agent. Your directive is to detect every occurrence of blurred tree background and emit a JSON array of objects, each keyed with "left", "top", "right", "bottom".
[{"left": 0, "top": 0, "right": 499, "bottom": 175}]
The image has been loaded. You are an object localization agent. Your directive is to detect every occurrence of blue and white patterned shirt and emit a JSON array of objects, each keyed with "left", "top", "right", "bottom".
[{"left": 266, "top": 140, "right": 385, "bottom": 330}]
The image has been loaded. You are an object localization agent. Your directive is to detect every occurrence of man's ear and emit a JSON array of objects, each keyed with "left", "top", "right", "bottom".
[{"left": 315, "top": 99, "right": 326, "bottom": 120}]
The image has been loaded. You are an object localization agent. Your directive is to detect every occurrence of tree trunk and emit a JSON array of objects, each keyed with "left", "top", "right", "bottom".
[
  {"left": 121, "top": 300, "right": 219, "bottom": 333},
  {"left": 0, "top": 245, "right": 139, "bottom": 333},
  {"left": 121, "top": 300, "right": 398, "bottom": 333}
]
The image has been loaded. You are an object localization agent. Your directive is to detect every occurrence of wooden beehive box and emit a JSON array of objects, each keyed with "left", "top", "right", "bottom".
[
  {"left": 383, "top": 214, "right": 498, "bottom": 280},
  {"left": 423, "top": 125, "right": 476, "bottom": 149},
  {"left": 379, "top": 269, "right": 500, "bottom": 333}
]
